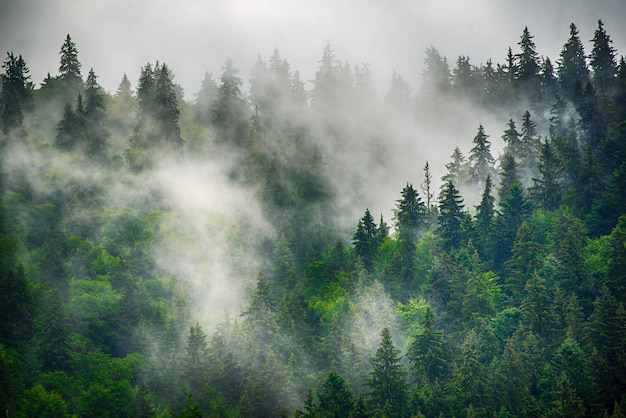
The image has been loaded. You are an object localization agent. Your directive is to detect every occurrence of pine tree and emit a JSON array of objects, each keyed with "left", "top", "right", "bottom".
[
  {"left": 530, "top": 139, "right": 563, "bottom": 210},
  {"left": 407, "top": 307, "right": 449, "bottom": 385},
  {"left": 492, "top": 182, "right": 532, "bottom": 270},
  {"left": 437, "top": 180, "right": 465, "bottom": 251},
  {"left": 540, "top": 56, "right": 558, "bottom": 100},
  {"left": 590, "top": 20, "right": 617, "bottom": 95},
  {"left": 515, "top": 26, "right": 541, "bottom": 96},
  {"left": 212, "top": 58, "right": 249, "bottom": 146},
  {"left": 498, "top": 152, "right": 520, "bottom": 203},
  {"left": 0, "top": 52, "right": 33, "bottom": 134},
  {"left": 501, "top": 119, "right": 522, "bottom": 157},
  {"left": 352, "top": 209, "right": 379, "bottom": 271},
  {"left": 474, "top": 175, "right": 495, "bottom": 258},
  {"left": 393, "top": 182, "right": 427, "bottom": 241},
  {"left": 504, "top": 223, "right": 540, "bottom": 304},
  {"left": 441, "top": 147, "right": 467, "bottom": 189},
  {"left": 366, "top": 327, "right": 408, "bottom": 417},
  {"left": 317, "top": 370, "right": 354, "bottom": 418},
  {"left": 468, "top": 124, "right": 495, "bottom": 188},
  {"left": 519, "top": 110, "right": 541, "bottom": 183},
  {"left": 558, "top": 23, "right": 590, "bottom": 98},
  {"left": 421, "top": 46, "right": 451, "bottom": 96},
  {"left": 83, "top": 68, "right": 109, "bottom": 160},
  {"left": 421, "top": 161, "right": 435, "bottom": 222},
  {"left": 154, "top": 63, "right": 183, "bottom": 151},
  {"left": 59, "top": 34, "right": 83, "bottom": 88}
]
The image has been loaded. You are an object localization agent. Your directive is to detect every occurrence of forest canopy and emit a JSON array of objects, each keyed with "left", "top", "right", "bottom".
[{"left": 1, "top": 20, "right": 626, "bottom": 417}]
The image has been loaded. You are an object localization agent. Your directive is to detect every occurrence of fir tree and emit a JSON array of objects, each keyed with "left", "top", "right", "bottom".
[
  {"left": 437, "top": 180, "right": 465, "bottom": 251},
  {"left": 366, "top": 328, "right": 408, "bottom": 417},
  {"left": 530, "top": 139, "right": 563, "bottom": 210},
  {"left": 468, "top": 124, "right": 495, "bottom": 188},
  {"left": 558, "top": 23, "right": 590, "bottom": 98},
  {"left": 393, "top": 183, "right": 427, "bottom": 241},
  {"left": 0, "top": 52, "right": 33, "bottom": 134},
  {"left": 590, "top": 20, "right": 617, "bottom": 94}
]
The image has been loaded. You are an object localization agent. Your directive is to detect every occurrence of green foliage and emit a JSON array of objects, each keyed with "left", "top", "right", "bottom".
[{"left": 1, "top": 23, "right": 626, "bottom": 418}]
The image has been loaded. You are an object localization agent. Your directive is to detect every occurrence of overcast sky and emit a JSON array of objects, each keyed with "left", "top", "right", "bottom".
[{"left": 1, "top": 0, "right": 625, "bottom": 99}]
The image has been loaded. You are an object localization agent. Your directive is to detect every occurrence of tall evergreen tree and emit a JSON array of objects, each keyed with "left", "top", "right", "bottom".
[
  {"left": 393, "top": 183, "right": 427, "bottom": 241},
  {"left": 366, "top": 328, "right": 408, "bottom": 417},
  {"left": 154, "top": 63, "right": 183, "bottom": 151},
  {"left": 590, "top": 20, "right": 617, "bottom": 95},
  {"left": 0, "top": 52, "right": 33, "bottom": 134},
  {"left": 406, "top": 307, "right": 449, "bottom": 385},
  {"left": 530, "top": 139, "right": 563, "bottom": 210},
  {"left": 437, "top": 180, "right": 465, "bottom": 251},
  {"left": 212, "top": 58, "right": 249, "bottom": 146},
  {"left": 498, "top": 152, "right": 520, "bottom": 203},
  {"left": 474, "top": 174, "right": 495, "bottom": 258},
  {"left": 352, "top": 209, "right": 379, "bottom": 271},
  {"left": 557, "top": 23, "right": 590, "bottom": 98},
  {"left": 441, "top": 147, "right": 468, "bottom": 190},
  {"left": 515, "top": 26, "right": 541, "bottom": 96},
  {"left": 317, "top": 370, "right": 355, "bottom": 418},
  {"left": 83, "top": 68, "right": 109, "bottom": 160},
  {"left": 57, "top": 34, "right": 83, "bottom": 100},
  {"left": 468, "top": 124, "right": 495, "bottom": 188},
  {"left": 501, "top": 119, "right": 522, "bottom": 157}
]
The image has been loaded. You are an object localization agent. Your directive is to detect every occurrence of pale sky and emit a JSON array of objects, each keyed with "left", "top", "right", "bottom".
[{"left": 1, "top": 0, "right": 625, "bottom": 99}]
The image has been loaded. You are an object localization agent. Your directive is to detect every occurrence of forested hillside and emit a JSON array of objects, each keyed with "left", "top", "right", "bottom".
[{"left": 2, "top": 21, "right": 626, "bottom": 417}]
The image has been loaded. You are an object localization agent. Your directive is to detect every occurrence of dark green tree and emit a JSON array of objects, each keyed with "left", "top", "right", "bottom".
[
  {"left": 492, "top": 183, "right": 532, "bottom": 271},
  {"left": 501, "top": 119, "right": 522, "bottom": 157},
  {"left": 393, "top": 182, "right": 427, "bottom": 241},
  {"left": 590, "top": 20, "right": 617, "bottom": 95},
  {"left": 530, "top": 139, "right": 563, "bottom": 210},
  {"left": 474, "top": 174, "right": 495, "bottom": 258},
  {"left": 540, "top": 56, "right": 558, "bottom": 100},
  {"left": 406, "top": 307, "right": 449, "bottom": 385},
  {"left": 317, "top": 369, "right": 355, "bottom": 418},
  {"left": 352, "top": 209, "right": 379, "bottom": 271},
  {"left": 154, "top": 63, "right": 183, "bottom": 150},
  {"left": 557, "top": 23, "right": 590, "bottom": 97},
  {"left": 504, "top": 223, "right": 541, "bottom": 304},
  {"left": 519, "top": 110, "right": 541, "bottom": 182},
  {"left": 497, "top": 152, "right": 520, "bottom": 203},
  {"left": 437, "top": 180, "right": 465, "bottom": 251},
  {"left": 366, "top": 327, "right": 408, "bottom": 417},
  {"left": 515, "top": 26, "right": 541, "bottom": 95},
  {"left": 83, "top": 68, "right": 109, "bottom": 160},
  {"left": 468, "top": 124, "right": 495, "bottom": 188},
  {"left": 58, "top": 34, "right": 82, "bottom": 83},
  {"left": 449, "top": 330, "right": 488, "bottom": 415},
  {"left": 0, "top": 52, "right": 33, "bottom": 134}
]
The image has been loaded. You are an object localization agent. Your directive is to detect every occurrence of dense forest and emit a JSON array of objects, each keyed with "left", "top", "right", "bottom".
[{"left": 1, "top": 20, "right": 626, "bottom": 417}]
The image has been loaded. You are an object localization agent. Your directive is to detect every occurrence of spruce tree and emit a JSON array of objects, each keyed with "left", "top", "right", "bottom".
[
  {"left": 501, "top": 119, "right": 522, "bottom": 157},
  {"left": 393, "top": 183, "right": 427, "bottom": 241},
  {"left": 437, "top": 180, "right": 465, "bottom": 251},
  {"left": 366, "top": 327, "right": 408, "bottom": 417},
  {"left": 0, "top": 52, "right": 33, "bottom": 134},
  {"left": 474, "top": 174, "right": 495, "bottom": 258},
  {"left": 515, "top": 26, "right": 541, "bottom": 96},
  {"left": 590, "top": 20, "right": 617, "bottom": 94},
  {"left": 530, "top": 139, "right": 563, "bottom": 210},
  {"left": 558, "top": 23, "right": 590, "bottom": 98},
  {"left": 352, "top": 209, "right": 379, "bottom": 271},
  {"left": 468, "top": 124, "right": 495, "bottom": 189}
]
